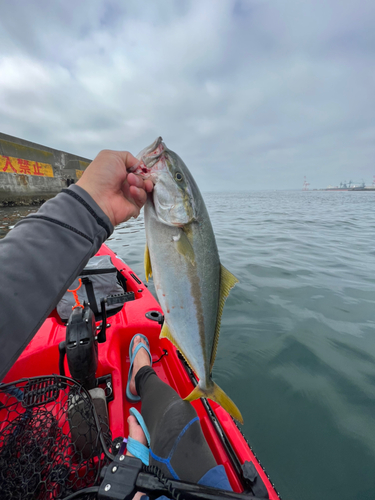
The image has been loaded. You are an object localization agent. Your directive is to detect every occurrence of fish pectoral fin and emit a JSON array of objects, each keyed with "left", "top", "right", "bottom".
[
  {"left": 210, "top": 265, "right": 239, "bottom": 371},
  {"left": 144, "top": 243, "right": 152, "bottom": 282},
  {"left": 184, "top": 381, "right": 243, "bottom": 425},
  {"left": 175, "top": 230, "right": 196, "bottom": 266}
]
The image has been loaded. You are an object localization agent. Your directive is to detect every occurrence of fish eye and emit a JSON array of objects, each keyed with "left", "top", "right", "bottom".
[{"left": 175, "top": 172, "right": 183, "bottom": 182}]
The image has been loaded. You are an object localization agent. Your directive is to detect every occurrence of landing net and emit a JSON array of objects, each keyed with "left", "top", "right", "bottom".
[{"left": 0, "top": 375, "right": 112, "bottom": 499}]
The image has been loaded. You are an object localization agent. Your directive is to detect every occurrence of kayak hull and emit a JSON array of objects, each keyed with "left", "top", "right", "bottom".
[{"left": 3, "top": 244, "right": 280, "bottom": 499}]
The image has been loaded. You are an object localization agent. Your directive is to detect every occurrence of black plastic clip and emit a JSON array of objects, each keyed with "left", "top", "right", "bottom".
[
  {"left": 241, "top": 461, "right": 269, "bottom": 498},
  {"left": 97, "top": 298, "right": 108, "bottom": 343},
  {"left": 96, "top": 374, "right": 114, "bottom": 403},
  {"left": 98, "top": 455, "right": 142, "bottom": 500}
]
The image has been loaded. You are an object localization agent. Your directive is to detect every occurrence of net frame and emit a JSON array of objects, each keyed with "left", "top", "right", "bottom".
[{"left": 0, "top": 375, "right": 114, "bottom": 500}]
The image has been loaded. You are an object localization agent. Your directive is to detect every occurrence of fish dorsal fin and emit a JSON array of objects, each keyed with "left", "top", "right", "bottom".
[
  {"left": 160, "top": 322, "right": 196, "bottom": 373},
  {"left": 144, "top": 243, "right": 152, "bottom": 282},
  {"left": 210, "top": 264, "right": 239, "bottom": 371}
]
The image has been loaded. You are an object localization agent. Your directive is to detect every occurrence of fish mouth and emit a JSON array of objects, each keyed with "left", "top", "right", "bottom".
[{"left": 131, "top": 137, "right": 166, "bottom": 179}]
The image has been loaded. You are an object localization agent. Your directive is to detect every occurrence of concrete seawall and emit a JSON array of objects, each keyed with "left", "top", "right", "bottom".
[{"left": 0, "top": 133, "right": 91, "bottom": 206}]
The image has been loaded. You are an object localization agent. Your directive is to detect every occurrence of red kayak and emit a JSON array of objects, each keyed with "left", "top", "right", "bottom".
[{"left": 1, "top": 244, "right": 280, "bottom": 500}]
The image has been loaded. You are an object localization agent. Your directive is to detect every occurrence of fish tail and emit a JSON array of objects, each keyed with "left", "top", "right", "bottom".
[{"left": 184, "top": 382, "right": 243, "bottom": 424}]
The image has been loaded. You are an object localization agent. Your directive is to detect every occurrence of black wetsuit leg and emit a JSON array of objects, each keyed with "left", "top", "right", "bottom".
[{"left": 135, "top": 366, "right": 217, "bottom": 483}]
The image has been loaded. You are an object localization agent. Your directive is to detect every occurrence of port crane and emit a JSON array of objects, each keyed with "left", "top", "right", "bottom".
[{"left": 303, "top": 176, "right": 310, "bottom": 191}]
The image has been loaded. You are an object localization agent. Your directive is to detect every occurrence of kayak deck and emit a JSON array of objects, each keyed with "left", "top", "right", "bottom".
[{"left": 3, "top": 245, "right": 280, "bottom": 499}]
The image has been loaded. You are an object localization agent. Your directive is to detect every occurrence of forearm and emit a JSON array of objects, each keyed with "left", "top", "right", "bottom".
[{"left": 0, "top": 185, "right": 113, "bottom": 380}]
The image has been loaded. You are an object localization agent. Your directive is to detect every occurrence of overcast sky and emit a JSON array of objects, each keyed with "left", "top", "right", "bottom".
[{"left": 0, "top": 0, "right": 374, "bottom": 190}]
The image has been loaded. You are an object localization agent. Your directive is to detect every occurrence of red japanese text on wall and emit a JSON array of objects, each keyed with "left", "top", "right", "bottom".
[{"left": 0, "top": 155, "right": 54, "bottom": 177}]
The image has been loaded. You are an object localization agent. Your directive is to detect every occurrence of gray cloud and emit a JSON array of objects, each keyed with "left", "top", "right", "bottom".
[{"left": 0, "top": 0, "right": 374, "bottom": 190}]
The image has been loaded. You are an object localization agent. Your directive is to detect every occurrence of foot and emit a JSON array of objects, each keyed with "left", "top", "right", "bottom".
[
  {"left": 129, "top": 335, "right": 152, "bottom": 397},
  {"left": 126, "top": 415, "right": 147, "bottom": 500},
  {"left": 126, "top": 414, "right": 147, "bottom": 454}
]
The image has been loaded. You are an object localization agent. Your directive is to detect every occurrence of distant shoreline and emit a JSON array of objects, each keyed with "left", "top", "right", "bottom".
[{"left": 312, "top": 187, "right": 375, "bottom": 192}]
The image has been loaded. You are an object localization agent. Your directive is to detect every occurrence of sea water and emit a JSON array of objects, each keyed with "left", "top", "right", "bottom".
[{"left": 1, "top": 190, "right": 375, "bottom": 500}]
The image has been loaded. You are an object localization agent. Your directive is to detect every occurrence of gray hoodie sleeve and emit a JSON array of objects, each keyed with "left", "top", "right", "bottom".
[{"left": 0, "top": 185, "right": 114, "bottom": 380}]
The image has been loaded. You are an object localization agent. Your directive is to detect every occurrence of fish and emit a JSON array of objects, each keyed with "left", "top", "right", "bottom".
[{"left": 134, "top": 137, "right": 243, "bottom": 424}]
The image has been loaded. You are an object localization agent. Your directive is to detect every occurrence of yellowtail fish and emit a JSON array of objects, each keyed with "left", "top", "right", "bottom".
[{"left": 134, "top": 137, "right": 243, "bottom": 423}]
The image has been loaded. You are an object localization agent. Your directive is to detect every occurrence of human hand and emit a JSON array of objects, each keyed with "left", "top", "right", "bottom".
[{"left": 76, "top": 150, "right": 153, "bottom": 226}]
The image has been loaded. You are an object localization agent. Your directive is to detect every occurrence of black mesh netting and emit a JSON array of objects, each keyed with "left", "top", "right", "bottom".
[{"left": 0, "top": 376, "right": 113, "bottom": 499}]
